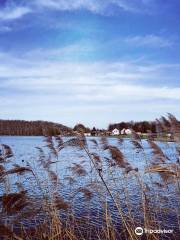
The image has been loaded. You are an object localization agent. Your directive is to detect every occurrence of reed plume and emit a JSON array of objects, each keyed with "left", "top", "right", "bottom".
[
  {"left": 168, "top": 113, "right": 180, "bottom": 142},
  {"left": 131, "top": 130, "right": 143, "bottom": 152},
  {"left": 0, "top": 223, "right": 16, "bottom": 239},
  {"left": 55, "top": 135, "right": 64, "bottom": 150},
  {"left": 90, "top": 139, "right": 98, "bottom": 146},
  {"left": 0, "top": 144, "right": 13, "bottom": 160},
  {"left": 148, "top": 140, "right": 169, "bottom": 163},
  {"left": 100, "top": 136, "right": 109, "bottom": 150},
  {"left": 105, "top": 145, "right": 133, "bottom": 172},
  {"left": 1, "top": 191, "right": 28, "bottom": 215},
  {"left": 69, "top": 163, "right": 87, "bottom": 177},
  {"left": 77, "top": 187, "right": 93, "bottom": 200},
  {"left": 44, "top": 136, "right": 58, "bottom": 158},
  {"left": 5, "top": 165, "right": 32, "bottom": 176},
  {"left": 53, "top": 192, "right": 69, "bottom": 210},
  {"left": 0, "top": 115, "right": 179, "bottom": 240}
]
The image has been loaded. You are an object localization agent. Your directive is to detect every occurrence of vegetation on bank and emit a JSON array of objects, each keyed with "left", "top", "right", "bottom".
[
  {"left": 0, "top": 120, "right": 72, "bottom": 136},
  {"left": 0, "top": 114, "right": 179, "bottom": 239},
  {"left": 1, "top": 115, "right": 179, "bottom": 137},
  {"left": 108, "top": 120, "right": 158, "bottom": 133}
]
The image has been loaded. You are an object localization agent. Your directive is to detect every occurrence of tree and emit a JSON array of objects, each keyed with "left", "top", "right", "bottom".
[
  {"left": 0, "top": 120, "right": 72, "bottom": 136},
  {"left": 73, "top": 123, "right": 87, "bottom": 134}
]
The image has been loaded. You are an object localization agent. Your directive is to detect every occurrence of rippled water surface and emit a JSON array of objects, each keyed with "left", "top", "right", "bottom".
[{"left": 0, "top": 136, "right": 179, "bottom": 237}]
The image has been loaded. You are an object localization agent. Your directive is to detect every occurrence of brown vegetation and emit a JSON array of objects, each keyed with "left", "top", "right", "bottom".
[
  {"left": 0, "top": 120, "right": 72, "bottom": 136},
  {"left": 0, "top": 114, "right": 179, "bottom": 239}
]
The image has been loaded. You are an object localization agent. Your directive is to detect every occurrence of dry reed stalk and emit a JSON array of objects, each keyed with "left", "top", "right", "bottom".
[
  {"left": 90, "top": 139, "right": 98, "bottom": 147},
  {"left": 168, "top": 114, "right": 180, "bottom": 142},
  {"left": 145, "top": 165, "right": 176, "bottom": 175},
  {"left": 44, "top": 136, "right": 58, "bottom": 158},
  {"left": 105, "top": 145, "right": 136, "bottom": 174},
  {"left": 148, "top": 140, "right": 169, "bottom": 163},
  {"left": 5, "top": 165, "right": 32, "bottom": 176},
  {"left": 1, "top": 144, "right": 14, "bottom": 159},
  {"left": 0, "top": 164, "right": 5, "bottom": 175},
  {"left": 134, "top": 172, "right": 159, "bottom": 240},
  {"left": 63, "top": 137, "right": 87, "bottom": 150},
  {"left": 100, "top": 136, "right": 109, "bottom": 150},
  {"left": 68, "top": 163, "right": 87, "bottom": 177},
  {"left": 105, "top": 145, "right": 127, "bottom": 168},
  {"left": 55, "top": 135, "right": 64, "bottom": 149},
  {"left": 1, "top": 191, "right": 28, "bottom": 215},
  {"left": 103, "top": 199, "right": 122, "bottom": 240},
  {"left": 131, "top": 130, "right": 143, "bottom": 153},
  {"left": 53, "top": 192, "right": 69, "bottom": 211},
  {"left": 76, "top": 187, "right": 93, "bottom": 200},
  {"left": 81, "top": 142, "right": 139, "bottom": 240},
  {"left": 0, "top": 223, "right": 23, "bottom": 240},
  {"left": 1, "top": 118, "right": 179, "bottom": 240}
]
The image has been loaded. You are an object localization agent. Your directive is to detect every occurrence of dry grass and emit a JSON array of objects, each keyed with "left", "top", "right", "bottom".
[{"left": 0, "top": 115, "right": 179, "bottom": 239}]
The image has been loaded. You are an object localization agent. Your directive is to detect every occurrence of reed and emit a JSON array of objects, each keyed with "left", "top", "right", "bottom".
[{"left": 0, "top": 115, "right": 179, "bottom": 239}]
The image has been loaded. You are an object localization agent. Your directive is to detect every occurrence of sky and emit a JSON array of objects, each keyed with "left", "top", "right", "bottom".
[{"left": 0, "top": 0, "right": 180, "bottom": 128}]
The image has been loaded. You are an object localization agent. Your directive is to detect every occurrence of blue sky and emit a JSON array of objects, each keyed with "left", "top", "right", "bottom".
[{"left": 0, "top": 0, "right": 180, "bottom": 128}]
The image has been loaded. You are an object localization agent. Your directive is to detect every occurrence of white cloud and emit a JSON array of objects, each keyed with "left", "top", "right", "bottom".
[
  {"left": 0, "top": 47, "right": 180, "bottom": 99},
  {"left": 0, "top": 6, "right": 31, "bottom": 21},
  {"left": 1, "top": 42, "right": 179, "bottom": 78},
  {"left": 33, "top": 0, "right": 157, "bottom": 14},
  {"left": 0, "top": 47, "right": 179, "bottom": 126},
  {"left": 0, "top": 0, "right": 161, "bottom": 22},
  {"left": 33, "top": 0, "right": 108, "bottom": 14},
  {"left": 125, "top": 34, "right": 173, "bottom": 48}
]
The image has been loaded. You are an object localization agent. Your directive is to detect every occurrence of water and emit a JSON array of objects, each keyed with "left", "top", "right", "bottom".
[{"left": 0, "top": 136, "right": 179, "bottom": 237}]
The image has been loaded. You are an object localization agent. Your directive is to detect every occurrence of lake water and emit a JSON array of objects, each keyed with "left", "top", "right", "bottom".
[{"left": 0, "top": 136, "right": 179, "bottom": 238}]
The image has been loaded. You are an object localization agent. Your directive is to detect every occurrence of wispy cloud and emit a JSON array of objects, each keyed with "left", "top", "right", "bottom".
[
  {"left": 109, "top": 0, "right": 155, "bottom": 13},
  {"left": 33, "top": 0, "right": 157, "bottom": 14},
  {"left": 34, "top": 0, "right": 101, "bottom": 11},
  {"left": 0, "top": 47, "right": 180, "bottom": 126},
  {"left": 0, "top": 0, "right": 159, "bottom": 22},
  {"left": 0, "top": 5, "right": 31, "bottom": 21},
  {"left": 34, "top": 0, "right": 157, "bottom": 13},
  {"left": 125, "top": 34, "right": 173, "bottom": 48},
  {"left": 1, "top": 47, "right": 179, "bottom": 86}
]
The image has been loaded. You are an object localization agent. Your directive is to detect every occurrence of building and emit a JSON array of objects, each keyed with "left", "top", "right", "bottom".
[
  {"left": 121, "top": 128, "right": 126, "bottom": 135},
  {"left": 120, "top": 128, "right": 132, "bottom": 135},
  {"left": 84, "top": 132, "right": 91, "bottom": 137},
  {"left": 125, "top": 129, "right": 132, "bottom": 135},
  {"left": 112, "top": 128, "right": 120, "bottom": 136}
]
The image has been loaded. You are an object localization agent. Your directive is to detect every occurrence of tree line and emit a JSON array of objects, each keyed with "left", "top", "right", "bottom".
[
  {"left": 108, "top": 121, "right": 157, "bottom": 133},
  {"left": 73, "top": 121, "right": 158, "bottom": 134},
  {"left": 0, "top": 120, "right": 72, "bottom": 136}
]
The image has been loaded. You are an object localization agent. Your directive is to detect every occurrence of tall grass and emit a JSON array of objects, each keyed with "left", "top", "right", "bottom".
[{"left": 0, "top": 115, "right": 179, "bottom": 239}]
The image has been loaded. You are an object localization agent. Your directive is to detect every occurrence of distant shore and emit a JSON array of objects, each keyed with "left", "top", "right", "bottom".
[{"left": 0, "top": 134, "right": 175, "bottom": 142}]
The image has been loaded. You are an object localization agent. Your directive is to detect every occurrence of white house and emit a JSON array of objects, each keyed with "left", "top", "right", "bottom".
[
  {"left": 166, "top": 133, "right": 171, "bottom": 138},
  {"left": 125, "top": 129, "right": 132, "bottom": 135},
  {"left": 120, "top": 128, "right": 132, "bottom": 135},
  {"left": 121, "top": 128, "right": 126, "bottom": 135},
  {"left": 84, "top": 133, "right": 91, "bottom": 137},
  {"left": 112, "top": 128, "right": 120, "bottom": 136}
]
